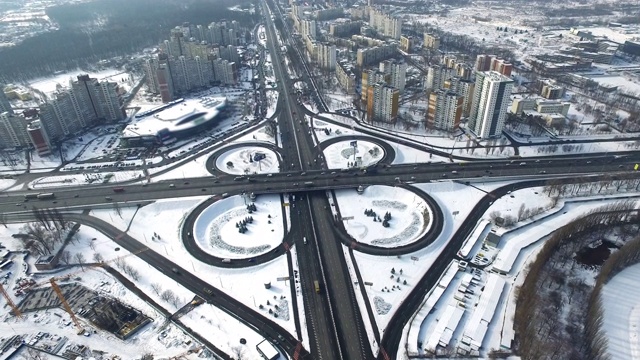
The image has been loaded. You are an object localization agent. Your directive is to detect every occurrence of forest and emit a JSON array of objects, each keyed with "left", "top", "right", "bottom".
[{"left": 0, "top": 0, "right": 257, "bottom": 82}]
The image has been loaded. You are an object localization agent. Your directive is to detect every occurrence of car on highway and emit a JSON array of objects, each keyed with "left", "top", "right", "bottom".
[
  {"left": 169, "top": 184, "right": 175, "bottom": 188},
  {"left": 171, "top": 268, "right": 179, "bottom": 274}
]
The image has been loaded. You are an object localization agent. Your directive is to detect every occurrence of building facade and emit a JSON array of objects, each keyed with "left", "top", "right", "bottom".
[
  {"left": 423, "top": 33, "right": 440, "bottom": 50},
  {"left": 356, "top": 43, "right": 397, "bottom": 67},
  {"left": 379, "top": 60, "right": 407, "bottom": 92},
  {"left": 468, "top": 71, "right": 514, "bottom": 138},
  {"left": 445, "top": 77, "right": 475, "bottom": 118},
  {"left": 336, "top": 61, "right": 356, "bottom": 95},
  {"left": 0, "top": 87, "right": 13, "bottom": 115},
  {"left": 317, "top": 43, "right": 337, "bottom": 70},
  {"left": 426, "top": 90, "right": 463, "bottom": 131},
  {"left": 366, "top": 83, "right": 399, "bottom": 123},
  {"left": 425, "top": 65, "right": 454, "bottom": 91},
  {"left": 0, "top": 112, "right": 30, "bottom": 148},
  {"left": 369, "top": 8, "right": 401, "bottom": 39}
]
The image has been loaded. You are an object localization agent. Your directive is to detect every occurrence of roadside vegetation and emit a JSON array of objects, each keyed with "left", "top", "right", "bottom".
[{"left": 514, "top": 200, "right": 639, "bottom": 359}]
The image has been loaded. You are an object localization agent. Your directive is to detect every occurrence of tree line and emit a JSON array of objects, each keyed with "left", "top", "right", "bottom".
[
  {"left": 514, "top": 200, "right": 639, "bottom": 359},
  {"left": 0, "top": 0, "right": 258, "bottom": 81},
  {"left": 586, "top": 230, "right": 640, "bottom": 360}
]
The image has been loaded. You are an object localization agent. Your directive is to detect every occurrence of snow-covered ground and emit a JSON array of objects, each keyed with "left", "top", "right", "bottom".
[
  {"left": 232, "top": 126, "right": 276, "bottom": 145},
  {"left": 194, "top": 194, "right": 285, "bottom": 259},
  {"left": 0, "top": 178, "right": 16, "bottom": 191},
  {"left": 152, "top": 154, "right": 212, "bottom": 181},
  {"left": 215, "top": 145, "right": 280, "bottom": 175},
  {"left": 602, "top": 263, "right": 640, "bottom": 360},
  {"left": 0, "top": 223, "right": 201, "bottom": 359},
  {"left": 323, "top": 140, "right": 384, "bottom": 169},
  {"left": 342, "top": 181, "right": 488, "bottom": 351},
  {"left": 89, "top": 197, "right": 299, "bottom": 338},
  {"left": 266, "top": 89, "right": 279, "bottom": 118},
  {"left": 180, "top": 303, "right": 284, "bottom": 360},
  {"left": 28, "top": 68, "right": 126, "bottom": 95},
  {"left": 29, "top": 170, "right": 145, "bottom": 189},
  {"left": 335, "top": 186, "right": 431, "bottom": 247}
]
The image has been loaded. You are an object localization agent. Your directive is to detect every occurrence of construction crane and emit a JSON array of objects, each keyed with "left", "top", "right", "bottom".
[
  {"left": 8, "top": 244, "right": 151, "bottom": 333},
  {"left": 49, "top": 278, "right": 84, "bottom": 335},
  {"left": 0, "top": 283, "right": 23, "bottom": 319}
]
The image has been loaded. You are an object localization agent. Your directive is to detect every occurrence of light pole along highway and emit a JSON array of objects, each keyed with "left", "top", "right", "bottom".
[
  {"left": 262, "top": 1, "right": 361, "bottom": 359},
  {"left": 2, "top": 6, "right": 640, "bottom": 360}
]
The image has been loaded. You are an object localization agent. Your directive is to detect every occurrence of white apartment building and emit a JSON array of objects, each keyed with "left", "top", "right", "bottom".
[
  {"left": 379, "top": 60, "right": 407, "bottom": 92},
  {"left": 469, "top": 71, "right": 514, "bottom": 138},
  {"left": 317, "top": 43, "right": 336, "bottom": 70}
]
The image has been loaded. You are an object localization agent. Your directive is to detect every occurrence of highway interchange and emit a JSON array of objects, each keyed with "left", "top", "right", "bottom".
[{"left": 1, "top": 1, "right": 640, "bottom": 359}]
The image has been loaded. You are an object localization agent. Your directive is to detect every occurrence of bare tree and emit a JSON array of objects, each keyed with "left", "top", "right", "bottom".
[
  {"left": 92, "top": 252, "right": 104, "bottom": 263},
  {"left": 74, "top": 253, "right": 86, "bottom": 269},
  {"left": 151, "top": 283, "right": 162, "bottom": 295},
  {"left": 161, "top": 289, "right": 176, "bottom": 304},
  {"left": 60, "top": 251, "right": 71, "bottom": 265},
  {"left": 231, "top": 345, "right": 246, "bottom": 360}
]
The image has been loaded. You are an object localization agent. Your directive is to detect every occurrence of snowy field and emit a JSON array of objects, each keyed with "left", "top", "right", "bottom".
[
  {"left": 28, "top": 68, "right": 126, "bottom": 95},
  {"left": 90, "top": 198, "right": 299, "bottom": 338},
  {"left": 323, "top": 140, "right": 384, "bottom": 169},
  {"left": 584, "top": 74, "right": 640, "bottom": 95},
  {"left": 266, "top": 89, "right": 279, "bottom": 118},
  {"left": 0, "top": 223, "right": 200, "bottom": 359},
  {"left": 335, "top": 186, "right": 431, "bottom": 247},
  {"left": 344, "top": 181, "right": 489, "bottom": 348},
  {"left": 0, "top": 178, "right": 16, "bottom": 191},
  {"left": 152, "top": 154, "right": 212, "bottom": 181},
  {"left": 602, "top": 263, "right": 640, "bottom": 360},
  {"left": 29, "top": 170, "right": 145, "bottom": 189},
  {"left": 194, "top": 194, "right": 285, "bottom": 259},
  {"left": 215, "top": 145, "right": 280, "bottom": 175},
  {"left": 180, "top": 303, "right": 284, "bottom": 360},
  {"left": 232, "top": 126, "right": 276, "bottom": 145}
]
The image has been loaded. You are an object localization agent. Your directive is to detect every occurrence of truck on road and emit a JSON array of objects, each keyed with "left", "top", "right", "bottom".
[
  {"left": 112, "top": 187, "right": 125, "bottom": 192},
  {"left": 36, "top": 193, "right": 55, "bottom": 200},
  {"left": 314, "top": 280, "right": 320, "bottom": 294}
]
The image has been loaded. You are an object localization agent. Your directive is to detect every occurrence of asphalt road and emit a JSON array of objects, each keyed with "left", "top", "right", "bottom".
[
  {"left": 2, "top": 155, "right": 639, "bottom": 212},
  {"left": 2, "top": 211, "right": 309, "bottom": 359}
]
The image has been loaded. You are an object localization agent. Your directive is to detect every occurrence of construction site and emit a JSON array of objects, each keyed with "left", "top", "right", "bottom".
[{"left": 16, "top": 282, "right": 151, "bottom": 340}]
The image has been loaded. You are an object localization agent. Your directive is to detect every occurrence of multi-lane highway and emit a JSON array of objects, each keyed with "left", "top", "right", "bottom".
[
  {"left": 2, "top": 155, "right": 639, "bottom": 212},
  {"left": 1, "top": 1, "right": 640, "bottom": 358}
]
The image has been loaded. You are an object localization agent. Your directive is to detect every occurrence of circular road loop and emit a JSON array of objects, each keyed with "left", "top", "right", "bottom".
[
  {"left": 206, "top": 142, "right": 283, "bottom": 176},
  {"left": 331, "top": 184, "right": 444, "bottom": 255},
  {"left": 317, "top": 135, "right": 396, "bottom": 166},
  {"left": 181, "top": 194, "right": 292, "bottom": 268}
]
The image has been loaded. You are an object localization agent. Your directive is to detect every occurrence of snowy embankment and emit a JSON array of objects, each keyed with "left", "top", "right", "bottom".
[
  {"left": 335, "top": 185, "right": 431, "bottom": 247},
  {"left": 602, "top": 263, "right": 640, "bottom": 360},
  {"left": 193, "top": 194, "right": 285, "bottom": 259}
]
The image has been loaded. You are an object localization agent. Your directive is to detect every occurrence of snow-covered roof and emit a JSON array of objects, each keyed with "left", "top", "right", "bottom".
[
  {"left": 425, "top": 304, "right": 464, "bottom": 350},
  {"left": 461, "top": 274, "right": 506, "bottom": 349},
  {"left": 458, "top": 219, "right": 491, "bottom": 259},
  {"left": 256, "top": 339, "right": 279, "bottom": 359},
  {"left": 122, "top": 97, "right": 226, "bottom": 139}
]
